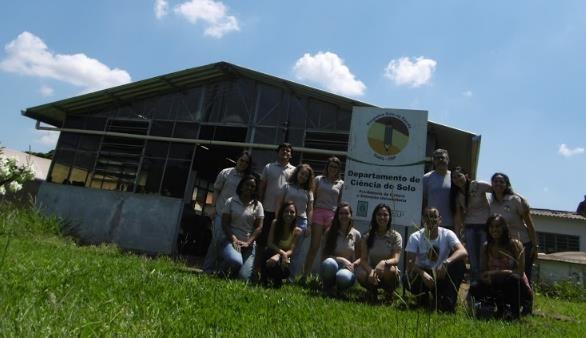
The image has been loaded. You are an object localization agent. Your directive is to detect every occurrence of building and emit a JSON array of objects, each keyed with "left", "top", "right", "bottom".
[
  {"left": 22, "top": 61, "right": 481, "bottom": 255},
  {"left": 531, "top": 208, "right": 586, "bottom": 253}
]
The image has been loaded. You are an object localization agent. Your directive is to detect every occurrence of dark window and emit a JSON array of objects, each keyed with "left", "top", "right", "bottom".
[
  {"left": 58, "top": 132, "right": 80, "bottom": 150},
  {"left": 538, "top": 232, "right": 580, "bottom": 253},
  {"left": 70, "top": 152, "right": 96, "bottom": 186},
  {"left": 85, "top": 117, "right": 107, "bottom": 131},
  {"left": 256, "top": 84, "right": 284, "bottom": 126},
  {"left": 78, "top": 135, "right": 101, "bottom": 152},
  {"left": 173, "top": 122, "right": 198, "bottom": 139},
  {"left": 89, "top": 119, "right": 148, "bottom": 192},
  {"left": 49, "top": 150, "right": 75, "bottom": 184},
  {"left": 139, "top": 157, "right": 166, "bottom": 194},
  {"left": 151, "top": 121, "right": 174, "bottom": 137},
  {"left": 162, "top": 160, "right": 190, "bottom": 198},
  {"left": 175, "top": 87, "right": 203, "bottom": 122},
  {"left": 287, "top": 94, "right": 308, "bottom": 128},
  {"left": 145, "top": 141, "right": 170, "bottom": 158},
  {"left": 307, "top": 99, "right": 338, "bottom": 130}
]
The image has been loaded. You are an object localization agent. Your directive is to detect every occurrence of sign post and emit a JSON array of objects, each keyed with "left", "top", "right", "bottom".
[{"left": 343, "top": 107, "right": 428, "bottom": 229}]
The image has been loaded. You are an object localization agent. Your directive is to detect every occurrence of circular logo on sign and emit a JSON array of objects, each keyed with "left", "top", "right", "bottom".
[{"left": 367, "top": 116, "right": 410, "bottom": 156}]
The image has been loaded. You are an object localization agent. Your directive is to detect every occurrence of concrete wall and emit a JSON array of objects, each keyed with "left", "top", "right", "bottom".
[
  {"left": 538, "top": 259, "right": 585, "bottom": 284},
  {"left": 532, "top": 215, "right": 586, "bottom": 251},
  {"left": 36, "top": 182, "right": 183, "bottom": 255}
]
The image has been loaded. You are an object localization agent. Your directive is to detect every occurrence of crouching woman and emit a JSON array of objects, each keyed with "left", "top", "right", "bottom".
[
  {"left": 220, "top": 175, "right": 264, "bottom": 280},
  {"left": 320, "top": 203, "right": 361, "bottom": 294},
  {"left": 356, "top": 204, "right": 402, "bottom": 301},
  {"left": 470, "top": 214, "right": 533, "bottom": 319},
  {"left": 261, "top": 201, "right": 303, "bottom": 287}
]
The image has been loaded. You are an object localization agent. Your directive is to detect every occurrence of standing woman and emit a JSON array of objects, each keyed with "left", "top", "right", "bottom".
[
  {"left": 471, "top": 214, "right": 533, "bottom": 319},
  {"left": 450, "top": 167, "right": 491, "bottom": 284},
  {"left": 203, "top": 151, "right": 252, "bottom": 273},
  {"left": 489, "top": 173, "right": 538, "bottom": 282},
  {"left": 303, "top": 156, "right": 344, "bottom": 279},
  {"left": 356, "top": 204, "right": 402, "bottom": 301},
  {"left": 261, "top": 201, "right": 303, "bottom": 287},
  {"left": 277, "top": 164, "right": 315, "bottom": 277},
  {"left": 220, "top": 175, "right": 264, "bottom": 280},
  {"left": 320, "top": 203, "right": 361, "bottom": 294},
  {"left": 490, "top": 172, "right": 538, "bottom": 315}
]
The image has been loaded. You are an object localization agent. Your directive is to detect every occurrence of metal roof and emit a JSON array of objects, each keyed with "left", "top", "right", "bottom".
[
  {"left": 538, "top": 251, "right": 586, "bottom": 265},
  {"left": 22, "top": 61, "right": 375, "bottom": 126},
  {"left": 21, "top": 61, "right": 478, "bottom": 136},
  {"left": 531, "top": 208, "right": 586, "bottom": 221}
]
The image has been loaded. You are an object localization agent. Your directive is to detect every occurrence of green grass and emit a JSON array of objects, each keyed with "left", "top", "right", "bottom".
[{"left": 1, "top": 203, "right": 584, "bottom": 337}]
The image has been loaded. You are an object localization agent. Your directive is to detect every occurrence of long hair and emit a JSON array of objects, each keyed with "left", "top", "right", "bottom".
[
  {"left": 273, "top": 201, "right": 297, "bottom": 244},
  {"left": 236, "top": 150, "right": 253, "bottom": 176},
  {"left": 367, "top": 203, "right": 392, "bottom": 249},
  {"left": 323, "top": 156, "right": 342, "bottom": 180},
  {"left": 324, "top": 202, "right": 353, "bottom": 256},
  {"left": 485, "top": 213, "right": 512, "bottom": 248},
  {"left": 491, "top": 172, "right": 514, "bottom": 200},
  {"left": 449, "top": 167, "right": 470, "bottom": 216},
  {"left": 288, "top": 163, "right": 315, "bottom": 191},
  {"left": 235, "top": 174, "right": 259, "bottom": 208}
]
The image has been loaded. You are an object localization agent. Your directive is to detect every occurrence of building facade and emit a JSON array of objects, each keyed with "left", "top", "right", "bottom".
[{"left": 23, "top": 62, "right": 481, "bottom": 255}]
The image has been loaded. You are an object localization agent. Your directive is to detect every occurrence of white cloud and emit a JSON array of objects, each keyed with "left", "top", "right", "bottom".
[
  {"left": 155, "top": 0, "right": 169, "bottom": 19},
  {"left": 0, "top": 32, "right": 131, "bottom": 93},
  {"left": 462, "top": 90, "right": 473, "bottom": 97},
  {"left": 174, "top": 0, "right": 240, "bottom": 38},
  {"left": 293, "top": 51, "right": 366, "bottom": 97},
  {"left": 40, "top": 85, "right": 54, "bottom": 97},
  {"left": 37, "top": 130, "right": 59, "bottom": 147},
  {"left": 384, "top": 56, "right": 437, "bottom": 87},
  {"left": 558, "top": 144, "right": 584, "bottom": 157}
]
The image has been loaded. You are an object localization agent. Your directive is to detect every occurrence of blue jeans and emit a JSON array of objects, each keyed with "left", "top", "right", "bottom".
[
  {"left": 289, "top": 217, "right": 308, "bottom": 278},
  {"left": 220, "top": 240, "right": 255, "bottom": 280},
  {"left": 203, "top": 214, "right": 225, "bottom": 273},
  {"left": 320, "top": 257, "right": 355, "bottom": 291},
  {"left": 465, "top": 223, "right": 486, "bottom": 282}
]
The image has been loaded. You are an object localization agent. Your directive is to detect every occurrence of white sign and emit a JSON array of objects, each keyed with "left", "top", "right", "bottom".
[{"left": 343, "top": 107, "right": 428, "bottom": 227}]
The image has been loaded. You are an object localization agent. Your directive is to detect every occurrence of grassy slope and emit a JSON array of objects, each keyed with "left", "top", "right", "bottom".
[{"left": 1, "top": 206, "right": 584, "bottom": 337}]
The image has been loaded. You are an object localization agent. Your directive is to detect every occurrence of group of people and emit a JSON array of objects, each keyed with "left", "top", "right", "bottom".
[
  {"left": 201, "top": 144, "right": 536, "bottom": 319},
  {"left": 419, "top": 149, "right": 535, "bottom": 318}
]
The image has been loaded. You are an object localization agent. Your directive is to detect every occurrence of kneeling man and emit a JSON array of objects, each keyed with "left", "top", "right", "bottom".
[{"left": 404, "top": 207, "right": 468, "bottom": 312}]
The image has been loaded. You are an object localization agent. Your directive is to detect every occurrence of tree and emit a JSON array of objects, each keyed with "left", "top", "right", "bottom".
[{"left": 0, "top": 145, "right": 35, "bottom": 196}]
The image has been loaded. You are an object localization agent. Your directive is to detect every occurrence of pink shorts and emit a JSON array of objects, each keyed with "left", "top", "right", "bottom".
[{"left": 312, "top": 208, "right": 335, "bottom": 229}]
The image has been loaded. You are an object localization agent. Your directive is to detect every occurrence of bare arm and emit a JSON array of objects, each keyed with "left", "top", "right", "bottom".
[
  {"left": 522, "top": 208, "right": 538, "bottom": 256},
  {"left": 445, "top": 242, "right": 467, "bottom": 265},
  {"left": 246, "top": 215, "right": 264, "bottom": 245},
  {"left": 359, "top": 237, "right": 372, "bottom": 273}
]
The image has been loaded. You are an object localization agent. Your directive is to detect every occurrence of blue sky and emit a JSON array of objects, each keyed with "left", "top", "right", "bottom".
[{"left": 0, "top": 1, "right": 584, "bottom": 211}]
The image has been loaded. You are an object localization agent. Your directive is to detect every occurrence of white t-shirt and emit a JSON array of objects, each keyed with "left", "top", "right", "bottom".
[
  {"left": 405, "top": 227, "right": 460, "bottom": 270},
  {"left": 261, "top": 161, "right": 295, "bottom": 212},
  {"left": 223, "top": 196, "right": 264, "bottom": 241}
]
